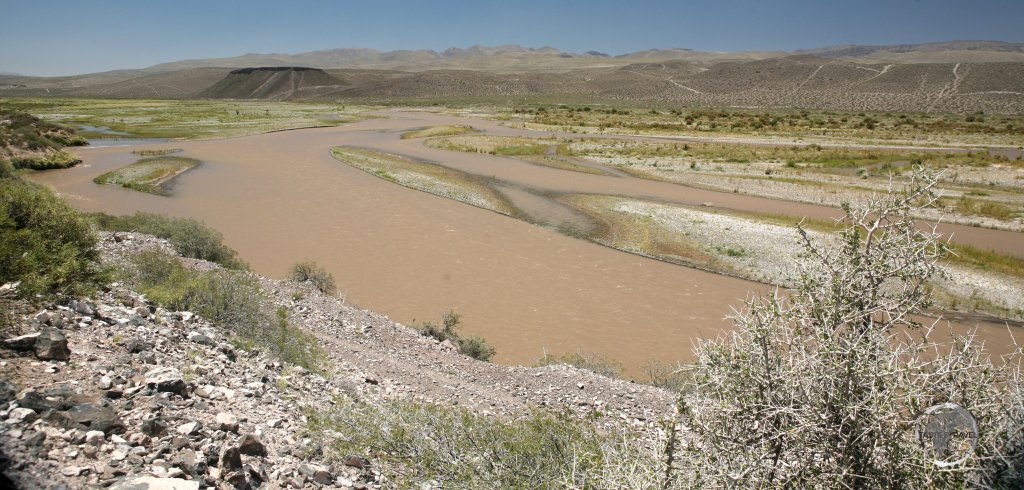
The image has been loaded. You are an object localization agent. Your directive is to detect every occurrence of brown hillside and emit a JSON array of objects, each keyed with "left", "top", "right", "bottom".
[{"left": 197, "top": 67, "right": 348, "bottom": 100}]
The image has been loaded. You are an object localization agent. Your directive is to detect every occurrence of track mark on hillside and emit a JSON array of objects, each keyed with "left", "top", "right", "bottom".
[
  {"left": 794, "top": 64, "right": 825, "bottom": 92},
  {"left": 929, "top": 63, "right": 965, "bottom": 110},
  {"left": 854, "top": 64, "right": 892, "bottom": 86},
  {"left": 668, "top": 79, "right": 702, "bottom": 94}
]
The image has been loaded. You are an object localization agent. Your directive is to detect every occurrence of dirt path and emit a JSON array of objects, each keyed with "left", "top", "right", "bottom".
[{"left": 29, "top": 109, "right": 1024, "bottom": 373}]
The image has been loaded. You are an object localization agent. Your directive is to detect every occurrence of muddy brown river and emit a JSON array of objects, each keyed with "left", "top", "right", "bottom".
[{"left": 31, "top": 110, "right": 1022, "bottom": 373}]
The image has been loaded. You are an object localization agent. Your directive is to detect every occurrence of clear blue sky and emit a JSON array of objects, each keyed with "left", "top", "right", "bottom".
[{"left": 2, "top": 0, "right": 1022, "bottom": 76}]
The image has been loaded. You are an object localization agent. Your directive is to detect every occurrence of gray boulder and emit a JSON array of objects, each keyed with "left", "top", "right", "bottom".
[
  {"left": 35, "top": 328, "right": 71, "bottom": 361},
  {"left": 144, "top": 367, "right": 186, "bottom": 396}
]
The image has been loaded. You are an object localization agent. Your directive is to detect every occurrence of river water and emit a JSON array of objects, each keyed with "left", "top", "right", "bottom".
[{"left": 31, "top": 110, "right": 1022, "bottom": 372}]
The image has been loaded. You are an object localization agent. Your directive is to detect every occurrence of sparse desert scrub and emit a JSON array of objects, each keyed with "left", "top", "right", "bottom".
[
  {"left": 416, "top": 310, "right": 496, "bottom": 362},
  {"left": 90, "top": 211, "right": 246, "bottom": 269},
  {"left": 400, "top": 124, "right": 476, "bottom": 139},
  {"left": 289, "top": 260, "right": 337, "bottom": 295},
  {"left": 123, "top": 249, "right": 325, "bottom": 370},
  {"left": 673, "top": 169, "right": 1023, "bottom": 487},
  {"left": 93, "top": 155, "right": 199, "bottom": 195},
  {"left": 306, "top": 396, "right": 668, "bottom": 488},
  {"left": 331, "top": 146, "right": 516, "bottom": 215}
]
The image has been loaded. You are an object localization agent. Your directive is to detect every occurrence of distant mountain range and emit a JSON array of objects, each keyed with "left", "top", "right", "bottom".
[
  {"left": 139, "top": 41, "right": 1024, "bottom": 73},
  {"left": 2, "top": 41, "right": 1023, "bottom": 114}
]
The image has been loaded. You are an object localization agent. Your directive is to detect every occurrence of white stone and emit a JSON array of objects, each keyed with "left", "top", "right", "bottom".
[
  {"left": 61, "top": 466, "right": 85, "bottom": 477},
  {"left": 7, "top": 408, "right": 37, "bottom": 424},
  {"left": 85, "top": 430, "right": 105, "bottom": 445},
  {"left": 177, "top": 421, "right": 202, "bottom": 436}
]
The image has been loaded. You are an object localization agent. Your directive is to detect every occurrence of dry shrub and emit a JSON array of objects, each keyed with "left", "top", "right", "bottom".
[{"left": 674, "top": 168, "right": 1023, "bottom": 488}]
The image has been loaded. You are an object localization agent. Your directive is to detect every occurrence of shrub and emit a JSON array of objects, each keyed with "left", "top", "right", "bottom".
[
  {"left": 0, "top": 159, "right": 13, "bottom": 180},
  {"left": 90, "top": 212, "right": 245, "bottom": 269},
  {"left": 455, "top": 336, "right": 496, "bottom": 362},
  {"left": 417, "top": 310, "right": 496, "bottom": 361},
  {"left": 289, "top": 260, "right": 337, "bottom": 295},
  {"left": 10, "top": 150, "right": 81, "bottom": 170},
  {"left": 0, "top": 178, "right": 108, "bottom": 299},
  {"left": 536, "top": 350, "right": 624, "bottom": 379},
  {"left": 674, "top": 168, "right": 1023, "bottom": 488},
  {"left": 642, "top": 360, "right": 689, "bottom": 391},
  {"left": 306, "top": 397, "right": 665, "bottom": 488},
  {"left": 124, "top": 249, "right": 325, "bottom": 371}
]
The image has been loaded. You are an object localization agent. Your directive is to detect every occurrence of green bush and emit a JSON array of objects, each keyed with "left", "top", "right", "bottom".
[
  {"left": 536, "top": 350, "right": 623, "bottom": 379},
  {"left": 90, "top": 212, "right": 245, "bottom": 269},
  {"left": 289, "top": 260, "right": 337, "bottom": 295},
  {"left": 124, "top": 249, "right": 324, "bottom": 371},
  {"left": 10, "top": 150, "right": 81, "bottom": 170},
  {"left": 455, "top": 336, "right": 496, "bottom": 362},
  {"left": 417, "top": 310, "right": 496, "bottom": 361},
  {"left": 306, "top": 397, "right": 664, "bottom": 488},
  {"left": 0, "top": 178, "right": 108, "bottom": 299}
]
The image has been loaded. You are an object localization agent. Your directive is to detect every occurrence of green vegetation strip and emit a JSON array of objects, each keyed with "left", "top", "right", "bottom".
[
  {"left": 93, "top": 156, "right": 199, "bottom": 196},
  {"left": 4, "top": 98, "right": 376, "bottom": 140},
  {"left": 331, "top": 146, "right": 515, "bottom": 215},
  {"left": 400, "top": 125, "right": 476, "bottom": 139}
]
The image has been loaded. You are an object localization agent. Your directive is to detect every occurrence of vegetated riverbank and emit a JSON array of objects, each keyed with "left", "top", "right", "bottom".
[
  {"left": 1, "top": 106, "right": 86, "bottom": 171},
  {"left": 5, "top": 98, "right": 378, "bottom": 140},
  {"left": 93, "top": 155, "right": 198, "bottom": 196}
]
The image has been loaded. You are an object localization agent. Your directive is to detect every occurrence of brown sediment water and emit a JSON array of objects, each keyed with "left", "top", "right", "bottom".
[{"left": 30, "top": 110, "right": 1023, "bottom": 373}]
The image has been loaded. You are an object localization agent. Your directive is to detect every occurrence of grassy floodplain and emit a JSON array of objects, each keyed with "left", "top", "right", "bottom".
[
  {"left": 93, "top": 155, "right": 199, "bottom": 195},
  {"left": 2, "top": 98, "right": 378, "bottom": 140}
]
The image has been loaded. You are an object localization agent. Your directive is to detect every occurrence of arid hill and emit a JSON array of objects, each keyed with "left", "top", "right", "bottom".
[
  {"left": 197, "top": 67, "right": 347, "bottom": 100},
  {"left": 3, "top": 43, "right": 1024, "bottom": 114}
]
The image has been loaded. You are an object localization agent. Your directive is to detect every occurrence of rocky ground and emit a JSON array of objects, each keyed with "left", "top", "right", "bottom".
[{"left": 1, "top": 232, "right": 675, "bottom": 489}]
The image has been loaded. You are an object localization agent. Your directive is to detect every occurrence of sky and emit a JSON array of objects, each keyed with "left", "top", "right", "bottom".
[{"left": 2, "top": 0, "right": 1023, "bottom": 76}]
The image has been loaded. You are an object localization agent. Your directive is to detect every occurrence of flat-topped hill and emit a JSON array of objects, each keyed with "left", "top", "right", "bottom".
[{"left": 198, "top": 66, "right": 348, "bottom": 100}]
